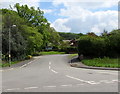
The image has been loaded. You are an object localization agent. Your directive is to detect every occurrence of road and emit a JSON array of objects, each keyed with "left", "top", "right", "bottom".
[{"left": 2, "top": 54, "right": 118, "bottom": 92}]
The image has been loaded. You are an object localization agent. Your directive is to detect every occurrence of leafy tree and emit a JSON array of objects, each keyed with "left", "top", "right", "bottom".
[
  {"left": 20, "top": 25, "right": 43, "bottom": 54},
  {"left": 14, "top": 3, "right": 48, "bottom": 27},
  {"left": 2, "top": 9, "right": 27, "bottom": 60}
]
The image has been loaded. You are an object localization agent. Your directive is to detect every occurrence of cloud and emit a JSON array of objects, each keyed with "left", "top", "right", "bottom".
[
  {"left": 52, "top": 0, "right": 119, "bottom": 9},
  {"left": 0, "top": 0, "right": 40, "bottom": 9},
  {"left": 52, "top": 2, "right": 118, "bottom": 35},
  {"left": 51, "top": 18, "right": 71, "bottom": 32}
]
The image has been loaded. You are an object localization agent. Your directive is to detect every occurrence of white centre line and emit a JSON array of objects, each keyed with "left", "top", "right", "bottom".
[
  {"left": 49, "top": 66, "right": 51, "bottom": 69},
  {"left": 51, "top": 69, "right": 58, "bottom": 74},
  {"left": 48, "top": 61, "right": 58, "bottom": 74},
  {"left": 49, "top": 62, "right": 51, "bottom": 65},
  {"left": 24, "top": 87, "right": 38, "bottom": 90}
]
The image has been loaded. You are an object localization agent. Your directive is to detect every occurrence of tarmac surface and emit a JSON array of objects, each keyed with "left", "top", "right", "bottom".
[{"left": 1, "top": 54, "right": 119, "bottom": 92}]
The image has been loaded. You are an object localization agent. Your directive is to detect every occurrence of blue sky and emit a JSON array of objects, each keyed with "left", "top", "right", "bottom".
[
  {"left": 39, "top": 2, "right": 118, "bottom": 22},
  {"left": 37, "top": 1, "right": 118, "bottom": 35},
  {"left": 39, "top": 2, "right": 67, "bottom": 22},
  {"left": 1, "top": 0, "right": 118, "bottom": 35}
]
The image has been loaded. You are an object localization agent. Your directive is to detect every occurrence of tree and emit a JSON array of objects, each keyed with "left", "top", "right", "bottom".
[
  {"left": 2, "top": 9, "right": 27, "bottom": 60},
  {"left": 14, "top": 3, "right": 48, "bottom": 27}
]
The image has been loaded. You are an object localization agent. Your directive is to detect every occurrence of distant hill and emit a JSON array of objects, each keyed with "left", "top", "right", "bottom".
[{"left": 58, "top": 32, "right": 83, "bottom": 40}]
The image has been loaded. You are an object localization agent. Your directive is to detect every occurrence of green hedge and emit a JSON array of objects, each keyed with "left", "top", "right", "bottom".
[{"left": 77, "top": 30, "right": 120, "bottom": 58}]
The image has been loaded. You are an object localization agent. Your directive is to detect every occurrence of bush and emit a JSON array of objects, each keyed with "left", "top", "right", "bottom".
[
  {"left": 32, "top": 52, "right": 41, "bottom": 56},
  {"left": 78, "top": 36, "right": 105, "bottom": 58},
  {"left": 77, "top": 30, "right": 120, "bottom": 58},
  {"left": 25, "top": 55, "right": 32, "bottom": 59},
  {"left": 60, "top": 46, "right": 77, "bottom": 54}
]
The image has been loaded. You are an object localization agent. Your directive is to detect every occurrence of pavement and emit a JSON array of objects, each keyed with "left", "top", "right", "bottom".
[
  {"left": 69, "top": 56, "right": 120, "bottom": 71},
  {"left": 1, "top": 54, "right": 119, "bottom": 92}
]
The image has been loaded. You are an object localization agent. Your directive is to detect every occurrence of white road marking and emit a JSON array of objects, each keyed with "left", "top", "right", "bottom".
[
  {"left": 49, "top": 62, "right": 51, "bottom": 65},
  {"left": 51, "top": 69, "right": 58, "bottom": 74},
  {"left": 65, "top": 75, "right": 100, "bottom": 85},
  {"left": 24, "top": 87, "right": 38, "bottom": 90},
  {"left": 20, "top": 59, "right": 38, "bottom": 68},
  {"left": 6, "top": 88, "right": 20, "bottom": 91},
  {"left": 49, "top": 66, "right": 51, "bottom": 69},
  {"left": 27, "top": 61, "right": 32, "bottom": 65},
  {"left": 43, "top": 86, "right": 56, "bottom": 88},
  {"left": 112, "top": 80, "right": 118, "bottom": 82},
  {"left": 66, "top": 75, "right": 85, "bottom": 82},
  {"left": 48, "top": 61, "right": 58, "bottom": 74},
  {"left": 86, "top": 81, "right": 100, "bottom": 85},
  {"left": 20, "top": 64, "right": 27, "bottom": 68},
  {"left": 61, "top": 84, "right": 72, "bottom": 87}
]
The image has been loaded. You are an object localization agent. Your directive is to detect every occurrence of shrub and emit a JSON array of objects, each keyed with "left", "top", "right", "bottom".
[
  {"left": 32, "top": 52, "right": 41, "bottom": 56},
  {"left": 25, "top": 55, "right": 32, "bottom": 59},
  {"left": 78, "top": 35, "right": 106, "bottom": 58}
]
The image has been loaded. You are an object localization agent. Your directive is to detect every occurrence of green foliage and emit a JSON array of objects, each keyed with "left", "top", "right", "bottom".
[
  {"left": 20, "top": 25, "right": 43, "bottom": 54},
  {"left": 14, "top": 3, "right": 48, "bottom": 27},
  {"left": 68, "top": 54, "right": 78, "bottom": 58},
  {"left": 2, "top": 9, "right": 27, "bottom": 60},
  {"left": 2, "top": 3, "right": 61, "bottom": 63},
  {"left": 78, "top": 30, "right": 120, "bottom": 58},
  {"left": 59, "top": 32, "right": 83, "bottom": 40},
  {"left": 78, "top": 35, "right": 105, "bottom": 57}
]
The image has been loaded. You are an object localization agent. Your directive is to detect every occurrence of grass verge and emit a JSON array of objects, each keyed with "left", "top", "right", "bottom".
[
  {"left": 0, "top": 61, "right": 19, "bottom": 67},
  {"left": 40, "top": 51, "right": 65, "bottom": 55},
  {"left": 82, "top": 57, "right": 120, "bottom": 68},
  {"left": 68, "top": 53, "right": 78, "bottom": 59}
]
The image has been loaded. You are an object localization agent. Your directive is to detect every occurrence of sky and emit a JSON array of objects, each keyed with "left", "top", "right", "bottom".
[{"left": 0, "top": 0, "right": 119, "bottom": 35}]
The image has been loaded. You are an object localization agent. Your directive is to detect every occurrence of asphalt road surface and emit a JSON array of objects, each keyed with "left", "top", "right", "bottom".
[{"left": 2, "top": 54, "right": 119, "bottom": 92}]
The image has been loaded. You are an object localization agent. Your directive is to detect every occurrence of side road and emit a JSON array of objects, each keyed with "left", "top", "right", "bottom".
[{"left": 69, "top": 56, "right": 120, "bottom": 71}]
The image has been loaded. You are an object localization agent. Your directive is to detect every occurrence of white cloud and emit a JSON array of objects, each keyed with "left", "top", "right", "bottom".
[
  {"left": 0, "top": 0, "right": 40, "bottom": 9},
  {"left": 52, "top": 3, "right": 118, "bottom": 35},
  {"left": 52, "top": 0, "right": 119, "bottom": 9},
  {"left": 51, "top": 19, "right": 71, "bottom": 32}
]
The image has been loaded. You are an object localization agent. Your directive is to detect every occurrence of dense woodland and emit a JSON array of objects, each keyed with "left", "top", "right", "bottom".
[{"left": 1, "top": 3, "right": 120, "bottom": 62}]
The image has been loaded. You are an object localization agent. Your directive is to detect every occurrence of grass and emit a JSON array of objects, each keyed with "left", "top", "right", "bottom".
[
  {"left": 68, "top": 53, "right": 78, "bottom": 58},
  {"left": 0, "top": 61, "right": 20, "bottom": 67},
  {"left": 40, "top": 51, "right": 65, "bottom": 55},
  {"left": 82, "top": 57, "right": 120, "bottom": 68}
]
